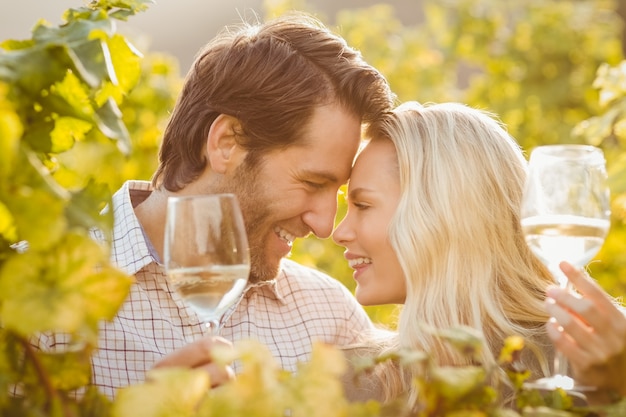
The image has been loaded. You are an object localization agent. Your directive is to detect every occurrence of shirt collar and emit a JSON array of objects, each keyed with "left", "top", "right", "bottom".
[
  {"left": 244, "top": 261, "right": 292, "bottom": 305},
  {"left": 110, "top": 181, "right": 289, "bottom": 305},
  {"left": 110, "top": 180, "right": 158, "bottom": 275}
]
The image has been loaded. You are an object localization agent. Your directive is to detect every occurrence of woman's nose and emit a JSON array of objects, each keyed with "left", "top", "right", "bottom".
[{"left": 332, "top": 213, "right": 353, "bottom": 246}]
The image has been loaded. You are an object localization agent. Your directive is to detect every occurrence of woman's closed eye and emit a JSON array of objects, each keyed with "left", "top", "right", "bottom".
[{"left": 351, "top": 201, "right": 370, "bottom": 210}]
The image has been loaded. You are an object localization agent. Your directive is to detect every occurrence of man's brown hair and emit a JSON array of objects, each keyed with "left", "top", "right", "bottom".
[{"left": 152, "top": 12, "right": 395, "bottom": 191}]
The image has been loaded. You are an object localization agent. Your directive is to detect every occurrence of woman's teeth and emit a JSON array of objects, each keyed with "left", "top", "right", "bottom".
[{"left": 348, "top": 257, "right": 372, "bottom": 268}]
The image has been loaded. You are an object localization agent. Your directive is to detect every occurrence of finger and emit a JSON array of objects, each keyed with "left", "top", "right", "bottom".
[
  {"left": 553, "top": 263, "right": 623, "bottom": 328},
  {"left": 546, "top": 319, "right": 594, "bottom": 369},
  {"left": 546, "top": 288, "right": 602, "bottom": 328},
  {"left": 196, "top": 363, "right": 235, "bottom": 388},
  {"left": 546, "top": 318, "right": 576, "bottom": 358},
  {"left": 547, "top": 297, "right": 626, "bottom": 366},
  {"left": 559, "top": 262, "right": 613, "bottom": 310},
  {"left": 153, "top": 336, "right": 233, "bottom": 369},
  {"left": 545, "top": 297, "right": 592, "bottom": 342}
]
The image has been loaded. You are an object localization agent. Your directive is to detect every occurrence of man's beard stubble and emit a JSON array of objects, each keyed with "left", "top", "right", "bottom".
[{"left": 212, "top": 157, "right": 279, "bottom": 284}]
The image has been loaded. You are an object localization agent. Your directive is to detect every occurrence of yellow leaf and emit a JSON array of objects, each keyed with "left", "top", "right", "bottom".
[
  {"left": 0, "top": 233, "right": 132, "bottom": 335},
  {"left": 0, "top": 104, "right": 22, "bottom": 179},
  {"left": 0, "top": 200, "right": 17, "bottom": 242},
  {"left": 50, "top": 70, "right": 94, "bottom": 118},
  {"left": 50, "top": 116, "right": 92, "bottom": 153},
  {"left": 200, "top": 339, "right": 289, "bottom": 417},
  {"left": 432, "top": 366, "right": 486, "bottom": 401},
  {"left": 113, "top": 368, "right": 210, "bottom": 417},
  {"left": 286, "top": 343, "right": 349, "bottom": 417},
  {"left": 498, "top": 335, "right": 525, "bottom": 364}
]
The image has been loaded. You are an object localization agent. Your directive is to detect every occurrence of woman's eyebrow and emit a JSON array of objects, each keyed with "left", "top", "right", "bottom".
[{"left": 347, "top": 187, "right": 373, "bottom": 201}]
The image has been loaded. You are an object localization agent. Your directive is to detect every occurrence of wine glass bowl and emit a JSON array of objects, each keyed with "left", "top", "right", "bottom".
[
  {"left": 520, "top": 144, "right": 610, "bottom": 392},
  {"left": 164, "top": 194, "right": 250, "bottom": 335},
  {"left": 521, "top": 216, "right": 609, "bottom": 287}
]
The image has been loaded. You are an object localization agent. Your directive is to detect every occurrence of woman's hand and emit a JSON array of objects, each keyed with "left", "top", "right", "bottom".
[
  {"left": 545, "top": 261, "right": 626, "bottom": 403},
  {"left": 152, "top": 336, "right": 235, "bottom": 388}
]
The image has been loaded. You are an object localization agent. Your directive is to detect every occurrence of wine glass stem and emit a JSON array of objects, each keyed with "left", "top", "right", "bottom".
[
  {"left": 553, "top": 351, "right": 568, "bottom": 376},
  {"left": 548, "top": 264, "right": 571, "bottom": 377}
]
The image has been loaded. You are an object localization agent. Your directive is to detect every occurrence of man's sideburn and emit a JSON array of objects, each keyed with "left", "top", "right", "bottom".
[{"left": 214, "top": 152, "right": 277, "bottom": 283}]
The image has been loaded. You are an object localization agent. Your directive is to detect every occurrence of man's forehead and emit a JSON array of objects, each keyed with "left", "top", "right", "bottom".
[{"left": 298, "top": 168, "right": 340, "bottom": 183}]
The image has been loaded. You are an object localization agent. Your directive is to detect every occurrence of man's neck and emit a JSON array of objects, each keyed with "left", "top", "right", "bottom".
[{"left": 134, "top": 188, "right": 170, "bottom": 261}]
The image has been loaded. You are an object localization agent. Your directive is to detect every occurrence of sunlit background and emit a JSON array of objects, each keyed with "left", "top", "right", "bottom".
[
  {"left": 3, "top": 0, "right": 626, "bottom": 326},
  {"left": 0, "top": 0, "right": 419, "bottom": 73}
]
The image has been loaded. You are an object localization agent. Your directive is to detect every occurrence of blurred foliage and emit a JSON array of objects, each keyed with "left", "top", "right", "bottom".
[
  {"left": 0, "top": 0, "right": 168, "bottom": 414},
  {"left": 53, "top": 51, "right": 181, "bottom": 192},
  {"left": 3, "top": 0, "right": 626, "bottom": 415},
  {"left": 114, "top": 328, "right": 626, "bottom": 416}
]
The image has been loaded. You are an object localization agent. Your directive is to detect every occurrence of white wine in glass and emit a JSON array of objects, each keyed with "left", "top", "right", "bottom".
[
  {"left": 521, "top": 144, "right": 610, "bottom": 392},
  {"left": 164, "top": 194, "right": 250, "bottom": 335}
]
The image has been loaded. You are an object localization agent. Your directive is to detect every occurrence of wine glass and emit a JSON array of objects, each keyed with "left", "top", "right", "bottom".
[
  {"left": 520, "top": 144, "right": 611, "bottom": 392},
  {"left": 163, "top": 194, "right": 250, "bottom": 335}
]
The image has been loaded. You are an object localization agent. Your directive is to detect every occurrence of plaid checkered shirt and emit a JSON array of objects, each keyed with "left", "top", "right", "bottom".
[{"left": 37, "top": 180, "right": 373, "bottom": 399}]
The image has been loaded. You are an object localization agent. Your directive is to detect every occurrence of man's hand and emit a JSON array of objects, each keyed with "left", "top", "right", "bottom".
[
  {"left": 545, "top": 261, "right": 626, "bottom": 403},
  {"left": 153, "top": 336, "right": 235, "bottom": 388}
]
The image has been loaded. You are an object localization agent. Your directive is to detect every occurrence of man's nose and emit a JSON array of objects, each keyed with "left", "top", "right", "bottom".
[{"left": 302, "top": 193, "right": 338, "bottom": 239}]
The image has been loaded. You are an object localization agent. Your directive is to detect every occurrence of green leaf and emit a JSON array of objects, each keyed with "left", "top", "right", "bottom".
[
  {"left": 95, "top": 97, "right": 131, "bottom": 153},
  {"left": 0, "top": 330, "right": 14, "bottom": 401},
  {"left": 49, "top": 70, "right": 95, "bottom": 119},
  {"left": 67, "top": 38, "right": 114, "bottom": 88},
  {"left": 76, "top": 386, "right": 113, "bottom": 417},
  {"left": 32, "top": 15, "right": 115, "bottom": 47},
  {"left": 65, "top": 180, "right": 113, "bottom": 234},
  {"left": 107, "top": 34, "right": 142, "bottom": 93},
  {"left": 444, "top": 411, "right": 489, "bottom": 417},
  {"left": 0, "top": 232, "right": 132, "bottom": 336},
  {"left": 50, "top": 116, "right": 93, "bottom": 153},
  {"left": 520, "top": 406, "right": 578, "bottom": 417},
  {"left": 0, "top": 200, "right": 16, "bottom": 243},
  {"left": 3, "top": 187, "right": 67, "bottom": 251},
  {"left": 0, "top": 46, "right": 67, "bottom": 95},
  {"left": 0, "top": 38, "right": 34, "bottom": 51},
  {"left": 21, "top": 120, "right": 55, "bottom": 154},
  {"left": 90, "top": 0, "right": 154, "bottom": 17},
  {"left": 38, "top": 345, "right": 93, "bottom": 390},
  {"left": 0, "top": 86, "right": 22, "bottom": 180},
  {"left": 608, "top": 154, "right": 626, "bottom": 194}
]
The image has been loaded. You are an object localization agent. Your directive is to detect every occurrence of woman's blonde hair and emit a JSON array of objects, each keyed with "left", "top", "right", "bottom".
[{"left": 365, "top": 102, "right": 554, "bottom": 403}]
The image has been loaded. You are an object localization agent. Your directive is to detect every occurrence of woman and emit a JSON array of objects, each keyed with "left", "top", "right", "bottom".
[
  {"left": 154, "top": 101, "right": 626, "bottom": 405},
  {"left": 333, "top": 101, "right": 625, "bottom": 404}
]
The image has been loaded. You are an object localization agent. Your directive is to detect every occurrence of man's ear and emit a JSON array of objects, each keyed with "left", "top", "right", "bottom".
[{"left": 207, "top": 114, "right": 247, "bottom": 174}]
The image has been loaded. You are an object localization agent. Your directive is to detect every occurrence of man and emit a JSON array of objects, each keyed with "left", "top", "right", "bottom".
[{"left": 90, "top": 12, "right": 395, "bottom": 397}]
